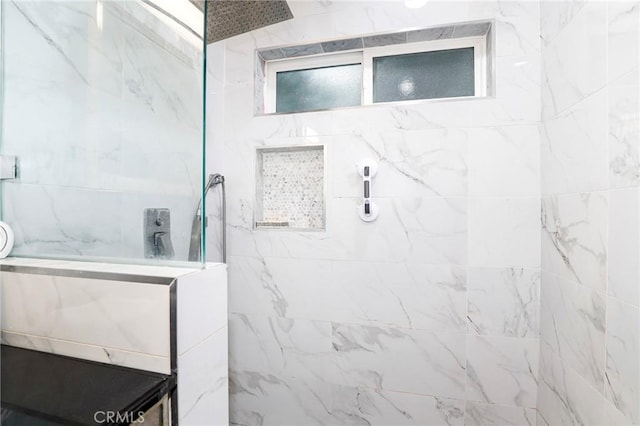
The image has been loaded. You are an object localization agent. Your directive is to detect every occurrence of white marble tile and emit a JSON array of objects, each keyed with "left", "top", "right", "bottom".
[
  {"left": 465, "top": 335, "right": 539, "bottom": 408},
  {"left": 468, "top": 1, "right": 540, "bottom": 57},
  {"left": 229, "top": 89, "right": 540, "bottom": 151},
  {"left": 2, "top": 0, "right": 204, "bottom": 262},
  {"left": 468, "top": 125, "right": 540, "bottom": 197},
  {"left": 177, "top": 265, "right": 227, "bottom": 355},
  {"left": 493, "top": 55, "right": 542, "bottom": 124},
  {"left": 224, "top": 53, "right": 540, "bottom": 144},
  {"left": 331, "top": 262, "right": 467, "bottom": 331},
  {"left": 1, "top": 271, "right": 171, "bottom": 357},
  {"left": 540, "top": 1, "right": 587, "bottom": 45},
  {"left": 229, "top": 313, "right": 333, "bottom": 383},
  {"left": 230, "top": 370, "right": 334, "bottom": 426},
  {"left": 607, "top": 2, "right": 640, "bottom": 85},
  {"left": 605, "top": 297, "right": 640, "bottom": 424},
  {"left": 464, "top": 402, "right": 536, "bottom": 426},
  {"left": 331, "top": 196, "right": 468, "bottom": 264},
  {"left": 2, "top": 4, "right": 124, "bottom": 190},
  {"left": 330, "top": 323, "right": 466, "bottom": 399},
  {"left": 537, "top": 340, "right": 605, "bottom": 426},
  {"left": 536, "top": 409, "right": 550, "bottom": 426},
  {"left": 116, "top": 0, "right": 202, "bottom": 66},
  {"left": 2, "top": 85, "right": 123, "bottom": 190},
  {"left": 467, "top": 267, "right": 540, "bottom": 338},
  {"left": 276, "top": 0, "right": 538, "bottom": 60},
  {"left": 608, "top": 188, "right": 640, "bottom": 307},
  {"left": 178, "top": 328, "right": 229, "bottom": 426},
  {"left": 227, "top": 255, "right": 292, "bottom": 317},
  {"left": 603, "top": 397, "right": 637, "bottom": 426},
  {"left": 329, "top": 130, "right": 468, "bottom": 199},
  {"left": 468, "top": 197, "right": 541, "bottom": 269},
  {"left": 1, "top": 331, "right": 170, "bottom": 375},
  {"left": 539, "top": 272, "right": 606, "bottom": 391},
  {"left": 332, "top": 385, "right": 465, "bottom": 426},
  {"left": 541, "top": 1, "right": 607, "bottom": 118},
  {"left": 0, "top": 257, "right": 202, "bottom": 278},
  {"left": 3, "top": 183, "right": 123, "bottom": 258},
  {"left": 121, "top": 25, "right": 202, "bottom": 129},
  {"left": 229, "top": 255, "right": 338, "bottom": 319},
  {"left": 609, "top": 80, "right": 640, "bottom": 189},
  {"left": 541, "top": 192, "right": 608, "bottom": 292},
  {"left": 227, "top": 193, "right": 468, "bottom": 264},
  {"left": 2, "top": 0, "right": 125, "bottom": 192},
  {"left": 4, "top": 1, "right": 124, "bottom": 96},
  {"left": 541, "top": 89, "right": 609, "bottom": 194},
  {"left": 229, "top": 254, "right": 468, "bottom": 331}
]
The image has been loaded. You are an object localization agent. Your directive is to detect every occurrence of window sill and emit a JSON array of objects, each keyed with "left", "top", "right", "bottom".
[{"left": 254, "top": 93, "right": 494, "bottom": 117}]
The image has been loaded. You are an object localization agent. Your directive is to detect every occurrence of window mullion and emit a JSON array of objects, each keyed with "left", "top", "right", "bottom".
[{"left": 362, "top": 50, "right": 373, "bottom": 105}]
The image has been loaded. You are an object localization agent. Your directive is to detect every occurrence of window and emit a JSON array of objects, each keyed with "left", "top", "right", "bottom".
[
  {"left": 271, "top": 54, "right": 363, "bottom": 113},
  {"left": 372, "top": 48, "right": 475, "bottom": 102},
  {"left": 261, "top": 26, "right": 489, "bottom": 114}
]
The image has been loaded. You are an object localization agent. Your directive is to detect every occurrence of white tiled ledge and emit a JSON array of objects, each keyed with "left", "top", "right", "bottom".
[{"left": 0, "top": 256, "right": 225, "bottom": 279}]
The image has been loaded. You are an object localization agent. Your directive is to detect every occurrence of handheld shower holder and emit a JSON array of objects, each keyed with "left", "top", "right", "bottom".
[{"left": 357, "top": 159, "right": 379, "bottom": 222}]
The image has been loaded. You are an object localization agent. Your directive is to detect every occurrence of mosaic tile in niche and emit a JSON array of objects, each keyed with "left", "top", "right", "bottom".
[{"left": 257, "top": 146, "right": 325, "bottom": 230}]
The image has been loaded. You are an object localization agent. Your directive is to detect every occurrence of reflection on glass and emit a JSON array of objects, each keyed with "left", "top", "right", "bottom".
[
  {"left": 276, "top": 64, "right": 362, "bottom": 113},
  {"left": 373, "top": 47, "right": 475, "bottom": 103},
  {"left": 0, "top": 0, "right": 206, "bottom": 264}
]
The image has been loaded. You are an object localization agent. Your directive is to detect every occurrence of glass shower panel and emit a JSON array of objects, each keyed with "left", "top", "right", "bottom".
[{"left": 0, "top": 0, "right": 206, "bottom": 264}]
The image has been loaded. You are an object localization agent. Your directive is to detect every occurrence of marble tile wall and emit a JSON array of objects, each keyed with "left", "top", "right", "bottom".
[
  {"left": 538, "top": 1, "right": 640, "bottom": 425},
  {"left": 177, "top": 265, "right": 229, "bottom": 425},
  {"left": 0, "top": 258, "right": 229, "bottom": 425},
  {"left": 1, "top": 0, "right": 204, "bottom": 262},
  {"left": 0, "top": 267, "right": 173, "bottom": 374},
  {"left": 208, "top": 1, "right": 542, "bottom": 424}
]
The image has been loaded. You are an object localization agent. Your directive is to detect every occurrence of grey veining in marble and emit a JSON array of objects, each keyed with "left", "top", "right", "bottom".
[
  {"left": 362, "top": 33, "right": 408, "bottom": 48},
  {"left": 281, "top": 43, "right": 324, "bottom": 58},
  {"left": 452, "top": 22, "right": 492, "bottom": 39},
  {"left": 331, "top": 323, "right": 466, "bottom": 399},
  {"left": 467, "top": 268, "right": 540, "bottom": 338},
  {"left": 256, "top": 20, "right": 492, "bottom": 62},
  {"left": 407, "top": 27, "right": 455, "bottom": 43},
  {"left": 541, "top": 193, "right": 608, "bottom": 292},
  {"left": 258, "top": 48, "right": 286, "bottom": 61},
  {"left": 464, "top": 401, "right": 535, "bottom": 426},
  {"left": 321, "top": 38, "right": 364, "bottom": 53}
]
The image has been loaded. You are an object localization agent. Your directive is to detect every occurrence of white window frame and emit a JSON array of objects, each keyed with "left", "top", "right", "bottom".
[
  {"left": 265, "top": 52, "right": 363, "bottom": 114},
  {"left": 363, "top": 36, "right": 486, "bottom": 104},
  {"left": 263, "top": 35, "right": 486, "bottom": 114}
]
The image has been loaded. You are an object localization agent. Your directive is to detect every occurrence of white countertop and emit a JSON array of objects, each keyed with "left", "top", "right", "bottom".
[{"left": 0, "top": 257, "right": 225, "bottom": 279}]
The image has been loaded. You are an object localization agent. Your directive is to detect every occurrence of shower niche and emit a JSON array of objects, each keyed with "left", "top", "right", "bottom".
[{"left": 255, "top": 146, "right": 325, "bottom": 230}]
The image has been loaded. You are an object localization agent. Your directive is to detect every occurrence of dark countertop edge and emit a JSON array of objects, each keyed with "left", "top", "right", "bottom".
[{"left": 1, "top": 345, "right": 176, "bottom": 426}]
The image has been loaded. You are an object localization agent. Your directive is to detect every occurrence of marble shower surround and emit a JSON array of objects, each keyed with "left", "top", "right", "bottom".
[
  {"left": 538, "top": 1, "right": 640, "bottom": 425},
  {"left": 208, "top": 0, "right": 542, "bottom": 424}
]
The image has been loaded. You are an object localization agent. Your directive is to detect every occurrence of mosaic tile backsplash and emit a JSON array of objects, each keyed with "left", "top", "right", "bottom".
[{"left": 257, "top": 146, "right": 324, "bottom": 229}]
